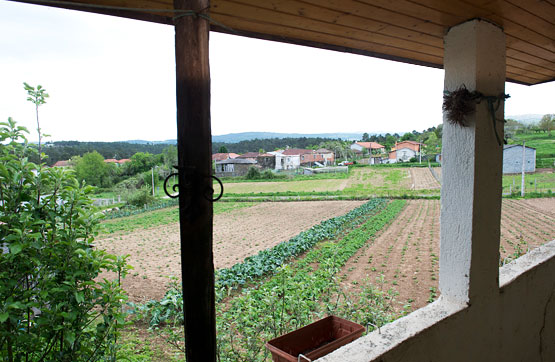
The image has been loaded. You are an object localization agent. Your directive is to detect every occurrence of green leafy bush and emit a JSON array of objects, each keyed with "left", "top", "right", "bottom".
[
  {"left": 125, "top": 186, "right": 156, "bottom": 207},
  {"left": 0, "top": 119, "right": 129, "bottom": 362},
  {"left": 246, "top": 166, "right": 261, "bottom": 180}
]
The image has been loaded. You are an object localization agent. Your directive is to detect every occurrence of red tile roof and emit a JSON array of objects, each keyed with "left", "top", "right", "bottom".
[
  {"left": 237, "top": 152, "right": 261, "bottom": 159},
  {"left": 104, "top": 158, "right": 131, "bottom": 164},
  {"left": 355, "top": 142, "right": 385, "bottom": 149},
  {"left": 395, "top": 141, "right": 421, "bottom": 152},
  {"left": 212, "top": 153, "right": 240, "bottom": 161},
  {"left": 281, "top": 148, "right": 313, "bottom": 156},
  {"left": 53, "top": 160, "right": 70, "bottom": 167}
]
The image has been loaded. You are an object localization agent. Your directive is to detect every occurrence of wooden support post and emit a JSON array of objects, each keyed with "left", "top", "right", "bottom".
[{"left": 173, "top": 0, "right": 216, "bottom": 361}]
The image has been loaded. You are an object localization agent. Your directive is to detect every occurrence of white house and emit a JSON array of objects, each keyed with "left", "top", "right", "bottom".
[
  {"left": 269, "top": 150, "right": 300, "bottom": 170},
  {"left": 350, "top": 141, "right": 385, "bottom": 154},
  {"left": 388, "top": 141, "right": 422, "bottom": 163}
]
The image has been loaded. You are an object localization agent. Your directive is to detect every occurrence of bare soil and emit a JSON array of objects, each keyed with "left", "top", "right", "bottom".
[
  {"left": 339, "top": 198, "right": 555, "bottom": 313},
  {"left": 410, "top": 168, "right": 441, "bottom": 190},
  {"left": 96, "top": 201, "right": 364, "bottom": 302}
]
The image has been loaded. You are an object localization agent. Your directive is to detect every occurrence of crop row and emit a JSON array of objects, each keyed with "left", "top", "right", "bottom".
[
  {"left": 217, "top": 199, "right": 407, "bottom": 361},
  {"left": 215, "top": 198, "right": 388, "bottom": 290},
  {"left": 132, "top": 199, "right": 406, "bottom": 361}
]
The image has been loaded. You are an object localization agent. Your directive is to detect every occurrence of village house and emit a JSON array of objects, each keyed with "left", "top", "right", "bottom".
[
  {"left": 256, "top": 153, "right": 275, "bottom": 170},
  {"left": 350, "top": 141, "right": 385, "bottom": 155},
  {"left": 214, "top": 158, "right": 256, "bottom": 177},
  {"left": 388, "top": 140, "right": 422, "bottom": 163},
  {"left": 316, "top": 148, "right": 335, "bottom": 166},
  {"left": 211, "top": 152, "right": 239, "bottom": 162},
  {"left": 503, "top": 144, "right": 536, "bottom": 174},
  {"left": 235, "top": 152, "right": 276, "bottom": 170},
  {"left": 270, "top": 150, "right": 300, "bottom": 170}
]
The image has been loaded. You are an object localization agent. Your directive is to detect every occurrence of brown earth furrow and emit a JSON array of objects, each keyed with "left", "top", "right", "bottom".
[
  {"left": 339, "top": 200, "right": 440, "bottom": 312},
  {"left": 501, "top": 213, "right": 553, "bottom": 251},
  {"left": 518, "top": 199, "right": 555, "bottom": 218},
  {"left": 97, "top": 200, "right": 365, "bottom": 303},
  {"left": 502, "top": 202, "right": 555, "bottom": 242},
  {"left": 504, "top": 199, "right": 555, "bottom": 227},
  {"left": 507, "top": 200, "right": 555, "bottom": 233}
]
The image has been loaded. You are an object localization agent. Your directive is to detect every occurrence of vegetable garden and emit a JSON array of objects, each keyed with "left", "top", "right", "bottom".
[{"left": 94, "top": 196, "right": 554, "bottom": 361}]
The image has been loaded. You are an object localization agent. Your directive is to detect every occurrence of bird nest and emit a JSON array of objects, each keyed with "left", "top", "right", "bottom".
[{"left": 442, "top": 86, "right": 481, "bottom": 127}]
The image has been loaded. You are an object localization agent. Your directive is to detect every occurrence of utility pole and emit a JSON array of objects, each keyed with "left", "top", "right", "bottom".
[{"left": 521, "top": 141, "right": 525, "bottom": 197}]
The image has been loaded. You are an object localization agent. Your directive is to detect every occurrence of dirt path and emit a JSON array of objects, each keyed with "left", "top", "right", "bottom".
[
  {"left": 97, "top": 201, "right": 364, "bottom": 302},
  {"left": 338, "top": 198, "right": 554, "bottom": 313}
]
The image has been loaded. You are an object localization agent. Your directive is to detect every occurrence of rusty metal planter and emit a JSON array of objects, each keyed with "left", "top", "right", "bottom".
[{"left": 266, "top": 316, "right": 365, "bottom": 362}]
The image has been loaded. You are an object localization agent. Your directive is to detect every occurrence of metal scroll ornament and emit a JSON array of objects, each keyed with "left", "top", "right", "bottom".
[{"left": 163, "top": 166, "right": 224, "bottom": 202}]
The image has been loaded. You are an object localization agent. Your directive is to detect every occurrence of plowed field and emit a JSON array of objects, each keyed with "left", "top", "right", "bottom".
[
  {"left": 339, "top": 198, "right": 555, "bottom": 312},
  {"left": 96, "top": 200, "right": 364, "bottom": 302}
]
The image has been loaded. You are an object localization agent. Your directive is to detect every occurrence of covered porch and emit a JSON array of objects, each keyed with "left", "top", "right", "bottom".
[{"left": 9, "top": 0, "right": 555, "bottom": 361}]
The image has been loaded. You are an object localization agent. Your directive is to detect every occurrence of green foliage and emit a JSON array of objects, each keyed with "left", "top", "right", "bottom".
[
  {"left": 245, "top": 166, "right": 261, "bottom": 180},
  {"left": 261, "top": 169, "right": 275, "bottom": 179},
  {"left": 41, "top": 141, "right": 171, "bottom": 167},
  {"left": 73, "top": 150, "right": 109, "bottom": 187},
  {"left": 129, "top": 152, "right": 160, "bottom": 175},
  {"left": 23, "top": 82, "right": 49, "bottom": 151},
  {"left": 539, "top": 114, "right": 554, "bottom": 135},
  {"left": 162, "top": 145, "right": 177, "bottom": 170},
  {"left": 23, "top": 82, "right": 49, "bottom": 107},
  {"left": 0, "top": 119, "right": 129, "bottom": 362},
  {"left": 218, "top": 145, "right": 229, "bottom": 153},
  {"left": 401, "top": 132, "right": 416, "bottom": 141},
  {"left": 212, "top": 137, "right": 337, "bottom": 154},
  {"left": 126, "top": 186, "right": 156, "bottom": 208}
]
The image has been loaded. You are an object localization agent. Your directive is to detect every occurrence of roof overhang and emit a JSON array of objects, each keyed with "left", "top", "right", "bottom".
[{"left": 11, "top": 0, "right": 555, "bottom": 86}]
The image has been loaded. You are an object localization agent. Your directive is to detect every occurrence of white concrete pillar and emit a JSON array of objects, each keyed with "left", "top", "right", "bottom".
[{"left": 439, "top": 19, "right": 505, "bottom": 304}]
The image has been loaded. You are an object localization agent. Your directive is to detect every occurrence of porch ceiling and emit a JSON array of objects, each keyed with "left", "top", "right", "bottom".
[{"left": 14, "top": 0, "right": 555, "bottom": 85}]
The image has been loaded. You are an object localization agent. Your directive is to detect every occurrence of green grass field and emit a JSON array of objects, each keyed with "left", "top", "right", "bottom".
[
  {"left": 508, "top": 132, "right": 555, "bottom": 169},
  {"left": 502, "top": 172, "right": 555, "bottom": 193},
  {"left": 221, "top": 166, "right": 441, "bottom": 197}
]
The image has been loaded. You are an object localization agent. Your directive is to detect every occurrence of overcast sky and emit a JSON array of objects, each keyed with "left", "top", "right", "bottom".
[{"left": 1, "top": 0, "right": 553, "bottom": 142}]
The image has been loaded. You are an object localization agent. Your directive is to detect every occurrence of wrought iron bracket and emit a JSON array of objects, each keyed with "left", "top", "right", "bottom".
[{"left": 163, "top": 166, "right": 224, "bottom": 202}]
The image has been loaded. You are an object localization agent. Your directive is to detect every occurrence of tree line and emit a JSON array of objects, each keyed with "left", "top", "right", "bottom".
[{"left": 40, "top": 141, "right": 171, "bottom": 166}]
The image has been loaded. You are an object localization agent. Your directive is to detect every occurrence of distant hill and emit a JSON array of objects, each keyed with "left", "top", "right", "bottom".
[
  {"left": 212, "top": 132, "right": 364, "bottom": 143},
  {"left": 506, "top": 114, "right": 544, "bottom": 125},
  {"left": 126, "top": 132, "right": 365, "bottom": 145},
  {"left": 125, "top": 139, "right": 176, "bottom": 145}
]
